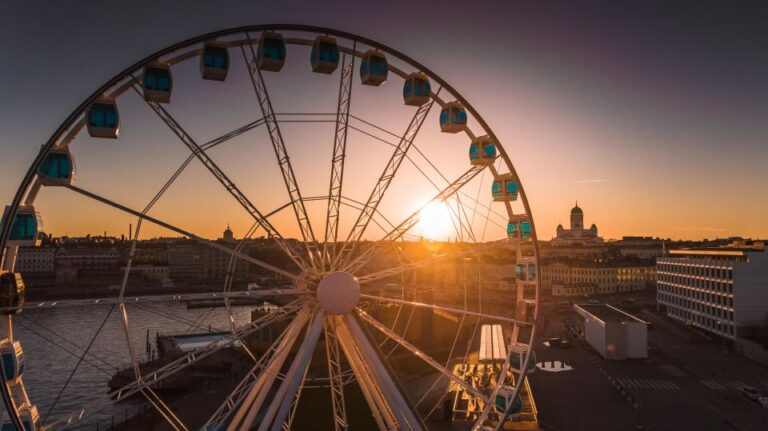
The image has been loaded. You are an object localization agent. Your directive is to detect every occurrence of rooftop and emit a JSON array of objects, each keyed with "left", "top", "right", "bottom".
[{"left": 575, "top": 304, "right": 646, "bottom": 325}]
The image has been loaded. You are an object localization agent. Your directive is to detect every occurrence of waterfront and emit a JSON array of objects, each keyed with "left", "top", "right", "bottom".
[{"left": 14, "top": 302, "right": 253, "bottom": 428}]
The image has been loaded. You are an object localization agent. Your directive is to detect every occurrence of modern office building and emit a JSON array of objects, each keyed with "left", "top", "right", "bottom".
[
  {"left": 574, "top": 303, "right": 648, "bottom": 360},
  {"left": 656, "top": 245, "right": 768, "bottom": 339}
]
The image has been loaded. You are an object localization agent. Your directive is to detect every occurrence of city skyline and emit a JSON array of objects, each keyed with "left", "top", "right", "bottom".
[{"left": 2, "top": 1, "right": 767, "bottom": 241}]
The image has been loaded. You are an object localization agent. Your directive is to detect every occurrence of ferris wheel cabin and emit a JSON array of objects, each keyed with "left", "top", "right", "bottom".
[
  {"left": 37, "top": 147, "right": 75, "bottom": 187},
  {"left": 257, "top": 31, "right": 287, "bottom": 72},
  {"left": 507, "top": 215, "right": 532, "bottom": 239},
  {"left": 360, "top": 50, "right": 388, "bottom": 86},
  {"left": 86, "top": 99, "right": 119, "bottom": 139},
  {"left": 492, "top": 173, "right": 519, "bottom": 202},
  {"left": 0, "top": 272, "right": 24, "bottom": 315},
  {"left": 515, "top": 262, "right": 537, "bottom": 283},
  {"left": 200, "top": 41, "right": 229, "bottom": 81},
  {"left": 0, "top": 404, "right": 41, "bottom": 431},
  {"left": 469, "top": 135, "right": 497, "bottom": 165},
  {"left": 495, "top": 386, "right": 523, "bottom": 416},
  {"left": 1, "top": 206, "right": 42, "bottom": 247},
  {"left": 509, "top": 342, "right": 537, "bottom": 374},
  {"left": 311, "top": 35, "right": 340, "bottom": 74},
  {"left": 440, "top": 101, "right": 467, "bottom": 133},
  {"left": 403, "top": 72, "right": 431, "bottom": 106},
  {"left": 142, "top": 63, "right": 172, "bottom": 103},
  {"left": 0, "top": 341, "right": 24, "bottom": 384}
]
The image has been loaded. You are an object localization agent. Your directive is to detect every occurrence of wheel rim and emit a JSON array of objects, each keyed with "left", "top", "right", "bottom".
[{"left": 0, "top": 25, "right": 541, "bottom": 431}]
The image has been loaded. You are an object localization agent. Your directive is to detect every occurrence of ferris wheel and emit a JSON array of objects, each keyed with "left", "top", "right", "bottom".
[{"left": 0, "top": 25, "right": 540, "bottom": 430}]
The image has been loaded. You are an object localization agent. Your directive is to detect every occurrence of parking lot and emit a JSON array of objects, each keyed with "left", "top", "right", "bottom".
[{"left": 530, "top": 300, "right": 768, "bottom": 431}]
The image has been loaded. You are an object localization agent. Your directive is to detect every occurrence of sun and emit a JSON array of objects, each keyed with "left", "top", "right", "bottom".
[{"left": 417, "top": 201, "right": 454, "bottom": 241}]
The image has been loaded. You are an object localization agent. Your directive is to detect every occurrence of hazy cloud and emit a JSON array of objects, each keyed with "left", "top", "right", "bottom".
[
  {"left": 575, "top": 179, "right": 608, "bottom": 184},
  {"left": 676, "top": 226, "right": 727, "bottom": 232}
]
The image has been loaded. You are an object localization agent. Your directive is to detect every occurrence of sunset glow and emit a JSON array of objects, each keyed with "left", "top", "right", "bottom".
[{"left": 416, "top": 202, "right": 453, "bottom": 241}]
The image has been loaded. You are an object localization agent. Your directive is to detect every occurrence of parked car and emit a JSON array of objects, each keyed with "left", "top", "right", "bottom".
[
  {"left": 758, "top": 396, "right": 768, "bottom": 410},
  {"left": 546, "top": 337, "right": 562, "bottom": 347},
  {"left": 740, "top": 385, "right": 763, "bottom": 402}
]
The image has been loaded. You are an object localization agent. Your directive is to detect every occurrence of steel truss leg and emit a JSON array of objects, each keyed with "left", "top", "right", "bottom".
[
  {"left": 324, "top": 316, "right": 350, "bottom": 431},
  {"left": 342, "top": 315, "right": 424, "bottom": 431},
  {"left": 231, "top": 308, "right": 312, "bottom": 431},
  {"left": 335, "top": 317, "right": 397, "bottom": 431},
  {"left": 257, "top": 310, "right": 326, "bottom": 431}
]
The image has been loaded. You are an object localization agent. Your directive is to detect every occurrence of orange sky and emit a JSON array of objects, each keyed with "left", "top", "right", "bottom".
[{"left": 2, "top": 2, "right": 767, "bottom": 242}]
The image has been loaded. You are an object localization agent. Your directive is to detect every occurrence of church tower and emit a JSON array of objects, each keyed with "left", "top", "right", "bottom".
[
  {"left": 223, "top": 224, "right": 234, "bottom": 243},
  {"left": 570, "top": 202, "right": 584, "bottom": 231}
]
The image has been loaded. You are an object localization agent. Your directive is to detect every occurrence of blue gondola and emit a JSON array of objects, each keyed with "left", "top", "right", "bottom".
[
  {"left": 495, "top": 386, "right": 523, "bottom": 414},
  {"left": 257, "top": 31, "right": 286, "bottom": 72},
  {"left": 515, "top": 263, "right": 537, "bottom": 282},
  {"left": 492, "top": 173, "right": 518, "bottom": 201},
  {"left": 507, "top": 217, "right": 532, "bottom": 239},
  {"left": 516, "top": 299, "right": 536, "bottom": 325},
  {"left": 469, "top": 135, "right": 497, "bottom": 165},
  {"left": 509, "top": 344, "right": 537, "bottom": 373},
  {"left": 142, "top": 63, "right": 172, "bottom": 103},
  {"left": 439, "top": 101, "right": 467, "bottom": 133},
  {"left": 311, "top": 35, "right": 339, "bottom": 74},
  {"left": 200, "top": 41, "right": 229, "bottom": 81},
  {"left": 86, "top": 99, "right": 119, "bottom": 139},
  {"left": 403, "top": 72, "right": 431, "bottom": 106},
  {"left": 2, "top": 206, "right": 42, "bottom": 246},
  {"left": 360, "top": 50, "right": 388, "bottom": 86},
  {"left": 37, "top": 148, "right": 75, "bottom": 186},
  {"left": 0, "top": 271, "right": 24, "bottom": 315}
]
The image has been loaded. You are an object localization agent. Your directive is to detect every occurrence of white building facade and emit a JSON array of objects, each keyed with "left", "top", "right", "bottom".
[
  {"left": 656, "top": 249, "right": 768, "bottom": 340},
  {"left": 574, "top": 303, "right": 648, "bottom": 360},
  {"left": 14, "top": 247, "right": 56, "bottom": 273}
]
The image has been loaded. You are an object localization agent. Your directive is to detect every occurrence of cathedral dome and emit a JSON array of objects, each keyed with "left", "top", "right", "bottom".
[{"left": 571, "top": 204, "right": 583, "bottom": 215}]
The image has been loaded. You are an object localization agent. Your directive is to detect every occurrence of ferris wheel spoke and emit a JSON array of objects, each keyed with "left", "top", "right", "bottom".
[
  {"left": 355, "top": 308, "right": 490, "bottom": 406},
  {"left": 355, "top": 241, "right": 500, "bottom": 285},
  {"left": 44, "top": 300, "right": 304, "bottom": 430},
  {"left": 360, "top": 294, "right": 531, "bottom": 327},
  {"left": 200, "top": 117, "right": 268, "bottom": 152},
  {"left": 140, "top": 385, "right": 189, "bottom": 431},
  {"left": 342, "top": 163, "right": 487, "bottom": 274},
  {"left": 131, "top": 81, "right": 312, "bottom": 274},
  {"left": 333, "top": 89, "right": 440, "bottom": 270},
  {"left": 64, "top": 184, "right": 299, "bottom": 280},
  {"left": 346, "top": 120, "right": 507, "bottom": 229},
  {"left": 324, "top": 48, "right": 355, "bottom": 270},
  {"left": 242, "top": 34, "right": 322, "bottom": 272}
]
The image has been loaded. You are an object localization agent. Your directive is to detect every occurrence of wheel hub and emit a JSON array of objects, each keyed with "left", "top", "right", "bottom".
[{"left": 316, "top": 272, "right": 360, "bottom": 315}]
